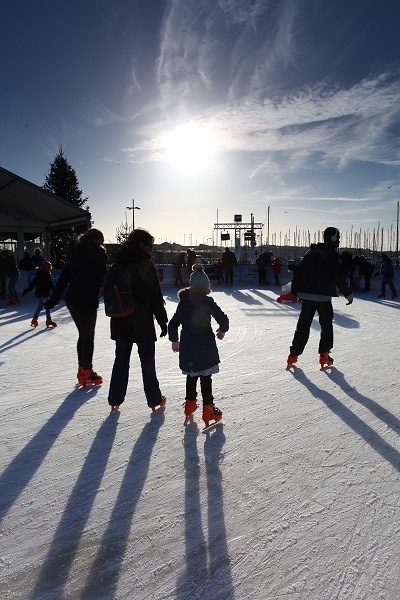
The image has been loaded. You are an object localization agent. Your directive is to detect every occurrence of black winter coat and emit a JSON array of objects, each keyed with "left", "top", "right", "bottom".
[
  {"left": 23, "top": 270, "right": 55, "bottom": 298},
  {"left": 48, "top": 242, "right": 107, "bottom": 309},
  {"left": 110, "top": 243, "right": 168, "bottom": 343},
  {"left": 292, "top": 243, "right": 352, "bottom": 298},
  {"left": 168, "top": 290, "right": 229, "bottom": 372}
]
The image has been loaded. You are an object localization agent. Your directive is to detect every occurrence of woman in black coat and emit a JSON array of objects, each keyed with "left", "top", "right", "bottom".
[
  {"left": 108, "top": 229, "right": 168, "bottom": 413},
  {"left": 45, "top": 229, "right": 107, "bottom": 387}
]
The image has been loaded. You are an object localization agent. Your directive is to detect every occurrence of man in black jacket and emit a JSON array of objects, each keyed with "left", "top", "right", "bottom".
[
  {"left": 108, "top": 229, "right": 168, "bottom": 414},
  {"left": 287, "top": 227, "right": 353, "bottom": 368}
]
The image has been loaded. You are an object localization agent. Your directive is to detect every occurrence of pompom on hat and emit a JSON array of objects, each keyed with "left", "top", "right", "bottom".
[{"left": 189, "top": 263, "right": 211, "bottom": 293}]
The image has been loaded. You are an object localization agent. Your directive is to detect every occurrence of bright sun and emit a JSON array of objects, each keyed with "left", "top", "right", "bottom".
[{"left": 162, "top": 121, "right": 217, "bottom": 173}]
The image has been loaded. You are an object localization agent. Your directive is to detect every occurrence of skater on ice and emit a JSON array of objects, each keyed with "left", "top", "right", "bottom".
[
  {"left": 106, "top": 228, "right": 168, "bottom": 414},
  {"left": 22, "top": 260, "right": 56, "bottom": 328},
  {"left": 376, "top": 253, "right": 398, "bottom": 299},
  {"left": 44, "top": 228, "right": 107, "bottom": 387},
  {"left": 287, "top": 227, "right": 354, "bottom": 369},
  {"left": 168, "top": 262, "right": 229, "bottom": 428}
]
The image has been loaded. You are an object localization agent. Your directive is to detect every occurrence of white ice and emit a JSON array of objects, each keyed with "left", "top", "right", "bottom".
[{"left": 1, "top": 284, "right": 399, "bottom": 600}]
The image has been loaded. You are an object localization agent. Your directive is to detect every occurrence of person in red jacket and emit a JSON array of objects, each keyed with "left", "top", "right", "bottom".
[{"left": 272, "top": 257, "right": 281, "bottom": 285}]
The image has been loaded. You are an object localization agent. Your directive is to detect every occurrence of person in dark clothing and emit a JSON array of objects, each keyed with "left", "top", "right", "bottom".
[
  {"left": 172, "top": 252, "right": 186, "bottom": 287},
  {"left": 255, "top": 252, "right": 269, "bottom": 285},
  {"left": 1, "top": 250, "right": 20, "bottom": 305},
  {"left": 22, "top": 261, "right": 56, "bottom": 327},
  {"left": 108, "top": 228, "right": 168, "bottom": 414},
  {"left": 18, "top": 251, "right": 33, "bottom": 271},
  {"left": 221, "top": 248, "right": 237, "bottom": 286},
  {"left": 287, "top": 227, "right": 354, "bottom": 368},
  {"left": 357, "top": 256, "right": 374, "bottom": 292},
  {"left": 214, "top": 258, "right": 224, "bottom": 284},
  {"left": 168, "top": 263, "right": 229, "bottom": 428},
  {"left": 376, "top": 253, "right": 398, "bottom": 299},
  {"left": 31, "top": 248, "right": 46, "bottom": 269},
  {"left": 44, "top": 229, "right": 107, "bottom": 387},
  {"left": 340, "top": 251, "right": 356, "bottom": 288}
]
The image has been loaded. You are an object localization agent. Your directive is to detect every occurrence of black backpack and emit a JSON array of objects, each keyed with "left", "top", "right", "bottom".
[{"left": 103, "top": 264, "right": 137, "bottom": 318}]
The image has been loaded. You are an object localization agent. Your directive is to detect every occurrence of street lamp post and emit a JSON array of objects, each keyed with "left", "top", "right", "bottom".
[{"left": 126, "top": 198, "right": 141, "bottom": 230}]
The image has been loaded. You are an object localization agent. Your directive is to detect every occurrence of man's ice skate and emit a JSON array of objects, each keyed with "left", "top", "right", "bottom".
[
  {"left": 110, "top": 404, "right": 120, "bottom": 414},
  {"left": 46, "top": 318, "right": 57, "bottom": 328},
  {"left": 319, "top": 352, "right": 334, "bottom": 368},
  {"left": 183, "top": 399, "right": 198, "bottom": 424},
  {"left": 391, "top": 293, "right": 398, "bottom": 300},
  {"left": 202, "top": 404, "right": 223, "bottom": 428},
  {"left": 77, "top": 368, "right": 103, "bottom": 387},
  {"left": 378, "top": 293, "right": 385, "bottom": 299},
  {"left": 30, "top": 317, "right": 38, "bottom": 328},
  {"left": 286, "top": 353, "right": 298, "bottom": 367},
  {"left": 151, "top": 395, "right": 167, "bottom": 413}
]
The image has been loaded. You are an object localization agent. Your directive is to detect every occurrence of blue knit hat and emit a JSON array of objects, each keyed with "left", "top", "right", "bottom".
[{"left": 189, "top": 263, "right": 210, "bottom": 293}]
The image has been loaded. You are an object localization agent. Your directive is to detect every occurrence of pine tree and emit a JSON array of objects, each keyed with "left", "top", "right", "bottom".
[{"left": 43, "top": 146, "right": 91, "bottom": 259}]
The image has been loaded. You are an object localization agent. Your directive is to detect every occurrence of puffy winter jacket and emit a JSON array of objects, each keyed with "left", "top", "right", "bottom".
[
  {"left": 168, "top": 289, "right": 229, "bottom": 372},
  {"left": 291, "top": 243, "right": 352, "bottom": 299}
]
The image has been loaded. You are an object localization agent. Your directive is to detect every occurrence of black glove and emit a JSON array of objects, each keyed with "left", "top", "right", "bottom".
[
  {"left": 22, "top": 289, "right": 28, "bottom": 296},
  {"left": 160, "top": 323, "right": 168, "bottom": 337}
]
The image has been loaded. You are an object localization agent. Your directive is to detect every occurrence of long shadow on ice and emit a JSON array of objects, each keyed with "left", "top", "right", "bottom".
[
  {"left": 0, "top": 387, "right": 99, "bottom": 524},
  {"left": 29, "top": 413, "right": 119, "bottom": 600},
  {"left": 176, "top": 424, "right": 235, "bottom": 599},
  {"left": 322, "top": 368, "right": 400, "bottom": 435},
  {"left": 79, "top": 411, "right": 165, "bottom": 600},
  {"left": 289, "top": 368, "right": 400, "bottom": 472}
]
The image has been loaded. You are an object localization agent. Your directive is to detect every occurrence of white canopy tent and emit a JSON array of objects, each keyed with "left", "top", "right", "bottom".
[{"left": 0, "top": 165, "right": 90, "bottom": 259}]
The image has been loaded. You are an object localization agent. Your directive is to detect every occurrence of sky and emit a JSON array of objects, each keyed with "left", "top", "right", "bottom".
[
  {"left": 1, "top": 275, "right": 400, "bottom": 598},
  {"left": 1, "top": 0, "right": 400, "bottom": 248}
]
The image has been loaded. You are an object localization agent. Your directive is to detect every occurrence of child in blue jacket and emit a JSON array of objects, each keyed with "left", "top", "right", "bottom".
[{"left": 168, "top": 263, "right": 229, "bottom": 427}]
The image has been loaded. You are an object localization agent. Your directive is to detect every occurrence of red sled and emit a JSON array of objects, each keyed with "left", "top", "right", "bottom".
[{"left": 276, "top": 292, "right": 300, "bottom": 303}]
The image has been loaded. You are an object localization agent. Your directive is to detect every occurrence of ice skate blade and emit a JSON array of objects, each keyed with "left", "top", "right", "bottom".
[{"left": 202, "top": 419, "right": 223, "bottom": 432}]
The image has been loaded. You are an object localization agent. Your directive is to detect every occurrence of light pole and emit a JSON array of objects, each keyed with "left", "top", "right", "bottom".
[{"left": 126, "top": 198, "right": 141, "bottom": 230}]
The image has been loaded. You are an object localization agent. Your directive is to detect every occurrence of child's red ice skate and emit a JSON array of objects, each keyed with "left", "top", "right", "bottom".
[
  {"left": 78, "top": 368, "right": 103, "bottom": 387},
  {"left": 183, "top": 399, "right": 198, "bottom": 424},
  {"left": 319, "top": 352, "right": 334, "bottom": 368},
  {"left": 46, "top": 318, "right": 57, "bottom": 328},
  {"left": 202, "top": 404, "right": 223, "bottom": 429},
  {"left": 30, "top": 317, "right": 38, "bottom": 328}
]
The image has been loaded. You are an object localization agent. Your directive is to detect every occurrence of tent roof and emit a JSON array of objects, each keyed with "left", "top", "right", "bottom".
[{"left": 0, "top": 165, "right": 90, "bottom": 230}]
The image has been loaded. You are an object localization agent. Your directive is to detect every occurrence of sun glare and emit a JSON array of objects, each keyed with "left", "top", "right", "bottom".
[{"left": 162, "top": 121, "right": 217, "bottom": 173}]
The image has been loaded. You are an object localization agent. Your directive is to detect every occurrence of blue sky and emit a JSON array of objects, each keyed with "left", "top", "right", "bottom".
[{"left": 1, "top": 0, "right": 400, "bottom": 248}]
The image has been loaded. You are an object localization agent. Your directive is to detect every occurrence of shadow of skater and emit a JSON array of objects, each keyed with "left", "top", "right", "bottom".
[
  {"left": 0, "top": 387, "right": 99, "bottom": 524},
  {"left": 204, "top": 426, "right": 235, "bottom": 598},
  {"left": 289, "top": 367, "right": 400, "bottom": 472},
  {"left": 175, "top": 424, "right": 207, "bottom": 599},
  {"left": 322, "top": 368, "right": 400, "bottom": 436},
  {"left": 29, "top": 414, "right": 120, "bottom": 600},
  {"left": 176, "top": 424, "right": 235, "bottom": 599},
  {"left": 79, "top": 412, "right": 165, "bottom": 600}
]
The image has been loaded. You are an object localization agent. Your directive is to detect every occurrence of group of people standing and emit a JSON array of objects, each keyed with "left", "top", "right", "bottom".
[
  {"left": 3, "top": 225, "right": 398, "bottom": 425},
  {"left": 36, "top": 228, "right": 229, "bottom": 428},
  {"left": 172, "top": 247, "right": 238, "bottom": 287}
]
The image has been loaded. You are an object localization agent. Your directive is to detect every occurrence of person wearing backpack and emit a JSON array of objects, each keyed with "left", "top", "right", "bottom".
[{"left": 107, "top": 228, "right": 168, "bottom": 414}]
